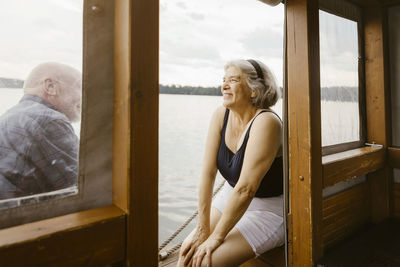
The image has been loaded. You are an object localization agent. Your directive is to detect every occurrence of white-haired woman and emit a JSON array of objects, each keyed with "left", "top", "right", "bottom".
[{"left": 178, "top": 59, "right": 284, "bottom": 267}]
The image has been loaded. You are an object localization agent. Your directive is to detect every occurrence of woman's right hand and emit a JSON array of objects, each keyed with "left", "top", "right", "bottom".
[{"left": 180, "top": 226, "right": 210, "bottom": 266}]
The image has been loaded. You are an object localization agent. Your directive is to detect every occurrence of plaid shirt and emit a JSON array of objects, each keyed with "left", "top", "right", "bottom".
[{"left": 0, "top": 94, "right": 78, "bottom": 199}]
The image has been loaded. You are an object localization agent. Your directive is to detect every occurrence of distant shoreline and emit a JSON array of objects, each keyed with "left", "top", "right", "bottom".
[{"left": 0, "top": 78, "right": 358, "bottom": 101}]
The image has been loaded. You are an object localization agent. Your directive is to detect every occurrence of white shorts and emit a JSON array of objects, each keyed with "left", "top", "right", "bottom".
[{"left": 212, "top": 181, "right": 285, "bottom": 256}]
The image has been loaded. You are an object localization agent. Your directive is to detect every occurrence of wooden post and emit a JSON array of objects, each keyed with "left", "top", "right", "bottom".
[
  {"left": 286, "top": 0, "right": 323, "bottom": 265},
  {"left": 364, "top": 6, "right": 392, "bottom": 223},
  {"left": 114, "top": 0, "right": 159, "bottom": 266}
]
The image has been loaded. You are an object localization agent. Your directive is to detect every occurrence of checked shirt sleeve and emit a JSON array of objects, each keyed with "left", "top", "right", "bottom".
[{"left": 30, "top": 119, "right": 79, "bottom": 191}]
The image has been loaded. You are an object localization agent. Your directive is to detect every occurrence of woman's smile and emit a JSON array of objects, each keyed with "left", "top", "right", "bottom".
[{"left": 223, "top": 93, "right": 233, "bottom": 99}]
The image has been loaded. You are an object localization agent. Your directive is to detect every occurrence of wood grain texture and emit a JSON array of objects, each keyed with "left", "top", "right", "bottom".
[
  {"left": 0, "top": 205, "right": 125, "bottom": 267},
  {"left": 322, "top": 147, "right": 385, "bottom": 188},
  {"left": 364, "top": 6, "right": 392, "bottom": 223},
  {"left": 388, "top": 147, "right": 400, "bottom": 168},
  {"left": 322, "top": 183, "right": 370, "bottom": 249},
  {"left": 364, "top": 8, "right": 390, "bottom": 147},
  {"left": 158, "top": 248, "right": 285, "bottom": 267},
  {"left": 256, "top": 246, "right": 285, "bottom": 267},
  {"left": 128, "top": 0, "right": 159, "bottom": 266},
  {"left": 113, "top": 0, "right": 132, "bottom": 213},
  {"left": 286, "top": 0, "right": 323, "bottom": 265}
]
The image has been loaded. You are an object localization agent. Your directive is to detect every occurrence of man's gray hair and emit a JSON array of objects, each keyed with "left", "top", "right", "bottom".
[{"left": 224, "top": 59, "right": 280, "bottom": 109}]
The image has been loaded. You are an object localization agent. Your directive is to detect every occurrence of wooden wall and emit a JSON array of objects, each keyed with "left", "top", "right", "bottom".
[{"left": 322, "top": 183, "right": 370, "bottom": 249}]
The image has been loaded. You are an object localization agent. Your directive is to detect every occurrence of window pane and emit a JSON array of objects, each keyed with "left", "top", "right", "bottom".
[
  {"left": 159, "top": 0, "right": 284, "bottom": 245},
  {"left": 319, "top": 10, "right": 360, "bottom": 147},
  {"left": 0, "top": 1, "right": 82, "bottom": 207}
]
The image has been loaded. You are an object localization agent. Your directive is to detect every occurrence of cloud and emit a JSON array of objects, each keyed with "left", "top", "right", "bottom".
[
  {"left": 160, "top": 3, "right": 167, "bottom": 12},
  {"left": 189, "top": 12, "right": 205, "bottom": 21},
  {"left": 0, "top": 0, "right": 285, "bottom": 86},
  {"left": 319, "top": 10, "right": 359, "bottom": 86},
  {"left": 0, "top": 1, "right": 82, "bottom": 79},
  {"left": 176, "top": 2, "right": 187, "bottom": 10},
  {"left": 161, "top": 35, "right": 222, "bottom": 66},
  {"left": 50, "top": 0, "right": 82, "bottom": 13},
  {"left": 239, "top": 27, "right": 283, "bottom": 59}
]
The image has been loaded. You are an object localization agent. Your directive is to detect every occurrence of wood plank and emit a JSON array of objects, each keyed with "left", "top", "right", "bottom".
[
  {"left": 113, "top": 0, "right": 132, "bottom": 212},
  {"left": 286, "top": 0, "right": 323, "bottom": 265},
  {"left": 322, "top": 147, "right": 385, "bottom": 188},
  {"left": 257, "top": 246, "right": 285, "bottom": 267},
  {"left": 388, "top": 147, "right": 400, "bottom": 168},
  {"left": 128, "top": 0, "right": 159, "bottom": 266},
  {"left": 159, "top": 247, "right": 285, "bottom": 267},
  {"left": 0, "top": 205, "right": 125, "bottom": 267},
  {"left": 159, "top": 250, "right": 179, "bottom": 267},
  {"left": 322, "top": 183, "right": 370, "bottom": 249},
  {"left": 364, "top": 5, "right": 392, "bottom": 223}
]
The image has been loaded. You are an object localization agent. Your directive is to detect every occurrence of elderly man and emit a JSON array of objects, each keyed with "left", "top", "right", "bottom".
[{"left": 0, "top": 62, "right": 81, "bottom": 200}]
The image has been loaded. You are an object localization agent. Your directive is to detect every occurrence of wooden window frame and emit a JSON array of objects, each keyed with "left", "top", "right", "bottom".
[
  {"left": 0, "top": 0, "right": 159, "bottom": 266},
  {"left": 319, "top": 0, "right": 367, "bottom": 156}
]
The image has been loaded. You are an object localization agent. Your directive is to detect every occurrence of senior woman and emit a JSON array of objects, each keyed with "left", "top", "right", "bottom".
[{"left": 178, "top": 59, "right": 284, "bottom": 267}]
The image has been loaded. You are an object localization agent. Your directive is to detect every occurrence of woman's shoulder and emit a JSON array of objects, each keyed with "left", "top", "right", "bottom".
[
  {"left": 206, "top": 106, "right": 226, "bottom": 133},
  {"left": 211, "top": 106, "right": 227, "bottom": 122},
  {"left": 257, "top": 109, "right": 281, "bottom": 123},
  {"left": 215, "top": 105, "right": 227, "bottom": 116},
  {"left": 251, "top": 109, "right": 282, "bottom": 133}
]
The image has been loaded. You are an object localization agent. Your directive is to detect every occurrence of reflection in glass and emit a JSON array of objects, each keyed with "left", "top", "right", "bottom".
[
  {"left": 0, "top": 1, "right": 82, "bottom": 208},
  {"left": 319, "top": 10, "right": 359, "bottom": 147}
]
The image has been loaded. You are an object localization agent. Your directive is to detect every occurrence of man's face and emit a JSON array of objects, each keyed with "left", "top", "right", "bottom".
[{"left": 55, "top": 75, "right": 82, "bottom": 122}]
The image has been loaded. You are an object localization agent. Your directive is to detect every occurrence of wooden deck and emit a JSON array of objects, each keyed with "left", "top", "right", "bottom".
[
  {"left": 318, "top": 219, "right": 400, "bottom": 267},
  {"left": 159, "top": 246, "right": 285, "bottom": 267}
]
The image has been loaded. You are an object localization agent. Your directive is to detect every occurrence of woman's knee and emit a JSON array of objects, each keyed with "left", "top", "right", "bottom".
[{"left": 200, "top": 228, "right": 255, "bottom": 267}]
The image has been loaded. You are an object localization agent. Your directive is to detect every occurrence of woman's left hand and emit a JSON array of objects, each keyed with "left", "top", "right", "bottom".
[{"left": 192, "top": 236, "right": 223, "bottom": 267}]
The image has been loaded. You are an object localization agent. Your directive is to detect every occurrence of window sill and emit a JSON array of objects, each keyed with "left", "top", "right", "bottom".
[
  {"left": 0, "top": 205, "right": 126, "bottom": 266},
  {"left": 322, "top": 146, "right": 385, "bottom": 188}
]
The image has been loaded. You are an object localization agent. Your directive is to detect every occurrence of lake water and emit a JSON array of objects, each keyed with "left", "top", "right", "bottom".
[{"left": 0, "top": 89, "right": 358, "bottom": 245}]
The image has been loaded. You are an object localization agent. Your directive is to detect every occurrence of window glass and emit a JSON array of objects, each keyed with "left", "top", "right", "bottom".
[
  {"left": 0, "top": 0, "right": 82, "bottom": 208},
  {"left": 319, "top": 10, "right": 360, "bottom": 147},
  {"left": 159, "top": 0, "right": 284, "bottom": 245}
]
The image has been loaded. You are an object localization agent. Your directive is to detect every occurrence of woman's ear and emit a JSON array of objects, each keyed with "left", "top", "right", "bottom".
[
  {"left": 44, "top": 78, "right": 57, "bottom": 96},
  {"left": 251, "top": 90, "right": 257, "bottom": 98}
]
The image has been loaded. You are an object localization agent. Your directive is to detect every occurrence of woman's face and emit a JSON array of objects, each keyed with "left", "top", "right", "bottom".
[{"left": 222, "top": 66, "right": 253, "bottom": 109}]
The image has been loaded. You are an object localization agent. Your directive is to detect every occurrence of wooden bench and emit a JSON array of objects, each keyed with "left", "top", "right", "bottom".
[{"left": 240, "top": 246, "right": 285, "bottom": 267}]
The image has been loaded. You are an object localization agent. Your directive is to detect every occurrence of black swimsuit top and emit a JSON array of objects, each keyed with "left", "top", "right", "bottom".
[{"left": 217, "top": 109, "right": 283, "bottom": 198}]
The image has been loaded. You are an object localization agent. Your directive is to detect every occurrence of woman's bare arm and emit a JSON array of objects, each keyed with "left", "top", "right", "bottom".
[
  {"left": 197, "top": 106, "right": 225, "bottom": 229},
  {"left": 208, "top": 112, "right": 282, "bottom": 243},
  {"left": 180, "top": 106, "right": 225, "bottom": 264}
]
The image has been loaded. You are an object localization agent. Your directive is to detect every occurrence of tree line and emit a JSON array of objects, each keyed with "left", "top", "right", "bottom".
[
  {"left": 160, "top": 84, "right": 358, "bottom": 102},
  {"left": 0, "top": 78, "right": 358, "bottom": 102}
]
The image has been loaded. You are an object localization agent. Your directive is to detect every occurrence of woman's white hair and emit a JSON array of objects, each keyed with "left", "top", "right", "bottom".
[{"left": 224, "top": 59, "right": 280, "bottom": 109}]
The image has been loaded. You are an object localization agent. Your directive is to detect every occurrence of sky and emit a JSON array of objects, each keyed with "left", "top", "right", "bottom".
[
  {"left": 0, "top": 0, "right": 358, "bottom": 87},
  {"left": 0, "top": 0, "right": 83, "bottom": 80}
]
